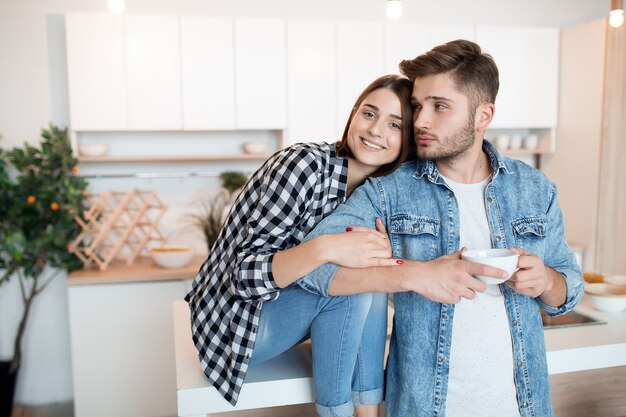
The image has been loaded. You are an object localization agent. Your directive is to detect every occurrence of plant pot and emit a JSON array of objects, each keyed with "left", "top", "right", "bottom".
[{"left": 0, "top": 361, "right": 18, "bottom": 417}]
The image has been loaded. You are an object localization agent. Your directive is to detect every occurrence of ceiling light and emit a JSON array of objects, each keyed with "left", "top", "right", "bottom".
[
  {"left": 386, "top": 0, "right": 402, "bottom": 20},
  {"left": 609, "top": 0, "right": 624, "bottom": 28},
  {"left": 108, "top": 0, "right": 125, "bottom": 14}
]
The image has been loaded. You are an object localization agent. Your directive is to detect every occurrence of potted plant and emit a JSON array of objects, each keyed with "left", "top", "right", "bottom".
[
  {"left": 185, "top": 171, "right": 248, "bottom": 254},
  {"left": 0, "top": 124, "right": 88, "bottom": 416}
]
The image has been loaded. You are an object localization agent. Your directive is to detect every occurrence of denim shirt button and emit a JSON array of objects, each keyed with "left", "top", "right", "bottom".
[
  {"left": 522, "top": 402, "right": 529, "bottom": 408},
  {"left": 517, "top": 361, "right": 523, "bottom": 367},
  {"left": 442, "top": 314, "right": 449, "bottom": 320},
  {"left": 438, "top": 355, "right": 444, "bottom": 363},
  {"left": 487, "top": 197, "right": 493, "bottom": 203},
  {"left": 496, "top": 235, "right": 502, "bottom": 241},
  {"left": 512, "top": 320, "right": 518, "bottom": 326},
  {"left": 435, "top": 398, "right": 441, "bottom": 404}
]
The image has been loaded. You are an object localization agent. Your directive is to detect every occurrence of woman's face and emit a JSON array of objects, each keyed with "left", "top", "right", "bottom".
[{"left": 347, "top": 88, "right": 404, "bottom": 172}]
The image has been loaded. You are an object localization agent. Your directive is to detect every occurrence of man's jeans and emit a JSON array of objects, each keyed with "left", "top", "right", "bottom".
[{"left": 251, "top": 283, "right": 387, "bottom": 417}]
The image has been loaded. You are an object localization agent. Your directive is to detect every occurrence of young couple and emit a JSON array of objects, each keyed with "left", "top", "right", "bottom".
[{"left": 186, "top": 40, "right": 583, "bottom": 417}]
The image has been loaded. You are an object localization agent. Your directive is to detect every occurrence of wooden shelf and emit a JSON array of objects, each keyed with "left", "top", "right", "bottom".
[
  {"left": 501, "top": 148, "right": 553, "bottom": 156},
  {"left": 77, "top": 153, "right": 270, "bottom": 162}
]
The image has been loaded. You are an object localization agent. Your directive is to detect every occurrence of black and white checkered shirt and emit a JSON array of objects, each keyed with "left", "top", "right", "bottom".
[{"left": 185, "top": 142, "right": 348, "bottom": 405}]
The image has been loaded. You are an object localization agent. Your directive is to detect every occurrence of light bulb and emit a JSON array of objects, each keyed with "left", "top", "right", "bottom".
[
  {"left": 386, "top": 0, "right": 402, "bottom": 20},
  {"left": 609, "top": 9, "right": 624, "bottom": 28},
  {"left": 108, "top": 0, "right": 125, "bottom": 14}
]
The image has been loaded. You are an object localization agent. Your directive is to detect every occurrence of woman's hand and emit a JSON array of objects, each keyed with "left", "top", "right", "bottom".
[{"left": 320, "top": 218, "right": 402, "bottom": 268}]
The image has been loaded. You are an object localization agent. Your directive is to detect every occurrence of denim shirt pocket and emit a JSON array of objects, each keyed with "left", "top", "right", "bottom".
[
  {"left": 390, "top": 214, "right": 440, "bottom": 260},
  {"left": 511, "top": 216, "right": 548, "bottom": 253}
]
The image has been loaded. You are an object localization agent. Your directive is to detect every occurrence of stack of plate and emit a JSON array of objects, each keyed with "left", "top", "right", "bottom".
[{"left": 584, "top": 275, "right": 626, "bottom": 312}]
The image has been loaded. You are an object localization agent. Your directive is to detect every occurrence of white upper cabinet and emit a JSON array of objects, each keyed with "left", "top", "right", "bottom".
[
  {"left": 476, "top": 26, "right": 559, "bottom": 128},
  {"left": 336, "top": 21, "right": 385, "bottom": 138},
  {"left": 286, "top": 19, "right": 337, "bottom": 145},
  {"left": 65, "top": 13, "right": 127, "bottom": 131},
  {"left": 125, "top": 15, "right": 182, "bottom": 130},
  {"left": 180, "top": 16, "right": 236, "bottom": 130},
  {"left": 385, "top": 24, "right": 475, "bottom": 74},
  {"left": 234, "top": 18, "right": 287, "bottom": 130}
]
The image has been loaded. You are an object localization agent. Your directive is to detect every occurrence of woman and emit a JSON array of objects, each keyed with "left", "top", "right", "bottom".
[{"left": 185, "top": 74, "right": 414, "bottom": 417}]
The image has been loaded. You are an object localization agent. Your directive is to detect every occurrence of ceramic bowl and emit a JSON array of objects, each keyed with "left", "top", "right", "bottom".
[
  {"left": 242, "top": 141, "right": 269, "bottom": 154},
  {"left": 461, "top": 248, "right": 519, "bottom": 285},
  {"left": 150, "top": 246, "right": 194, "bottom": 269},
  {"left": 603, "top": 275, "right": 626, "bottom": 286},
  {"left": 78, "top": 143, "right": 108, "bottom": 157},
  {"left": 584, "top": 283, "right": 626, "bottom": 312}
]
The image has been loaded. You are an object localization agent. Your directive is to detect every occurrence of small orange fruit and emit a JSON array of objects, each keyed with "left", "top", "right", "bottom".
[
  {"left": 50, "top": 202, "right": 60, "bottom": 211},
  {"left": 71, "top": 166, "right": 79, "bottom": 174},
  {"left": 26, "top": 196, "right": 36, "bottom": 204}
]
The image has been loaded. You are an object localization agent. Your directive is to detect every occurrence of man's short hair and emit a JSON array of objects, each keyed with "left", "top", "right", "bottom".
[{"left": 399, "top": 39, "right": 499, "bottom": 110}]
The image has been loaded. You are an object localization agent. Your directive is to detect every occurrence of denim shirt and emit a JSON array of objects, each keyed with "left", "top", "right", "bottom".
[{"left": 298, "top": 141, "right": 584, "bottom": 417}]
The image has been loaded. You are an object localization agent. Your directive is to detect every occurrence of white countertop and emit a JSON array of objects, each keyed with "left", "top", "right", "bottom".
[{"left": 545, "top": 296, "right": 626, "bottom": 374}]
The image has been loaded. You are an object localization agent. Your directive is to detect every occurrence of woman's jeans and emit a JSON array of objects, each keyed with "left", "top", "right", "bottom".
[{"left": 250, "top": 283, "right": 388, "bottom": 417}]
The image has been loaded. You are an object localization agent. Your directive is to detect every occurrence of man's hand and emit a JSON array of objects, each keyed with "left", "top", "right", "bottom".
[
  {"left": 506, "top": 247, "right": 567, "bottom": 306},
  {"left": 506, "top": 247, "right": 552, "bottom": 298},
  {"left": 400, "top": 250, "right": 508, "bottom": 304}
]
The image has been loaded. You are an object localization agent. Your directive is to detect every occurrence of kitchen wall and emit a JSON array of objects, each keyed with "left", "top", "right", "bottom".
[{"left": 0, "top": 0, "right": 609, "bottom": 406}]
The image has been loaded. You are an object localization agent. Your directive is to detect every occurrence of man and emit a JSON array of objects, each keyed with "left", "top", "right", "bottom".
[{"left": 298, "top": 40, "right": 583, "bottom": 417}]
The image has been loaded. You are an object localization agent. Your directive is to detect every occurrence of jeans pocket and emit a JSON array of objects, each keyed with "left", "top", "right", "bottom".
[
  {"left": 512, "top": 215, "right": 547, "bottom": 253},
  {"left": 390, "top": 214, "right": 439, "bottom": 260}
]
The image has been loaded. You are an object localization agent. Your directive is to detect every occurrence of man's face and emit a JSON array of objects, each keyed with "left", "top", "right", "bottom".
[{"left": 411, "top": 73, "right": 477, "bottom": 162}]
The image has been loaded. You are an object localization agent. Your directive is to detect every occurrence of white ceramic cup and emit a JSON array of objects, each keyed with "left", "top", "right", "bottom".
[
  {"left": 494, "top": 135, "right": 510, "bottom": 151},
  {"left": 523, "top": 134, "right": 539, "bottom": 149},
  {"left": 509, "top": 135, "right": 523, "bottom": 150},
  {"left": 461, "top": 248, "right": 519, "bottom": 285}
]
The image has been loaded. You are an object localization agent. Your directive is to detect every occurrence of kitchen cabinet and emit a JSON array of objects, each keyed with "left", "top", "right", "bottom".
[
  {"left": 125, "top": 15, "right": 182, "bottom": 130},
  {"left": 66, "top": 257, "right": 201, "bottom": 417},
  {"left": 286, "top": 19, "right": 337, "bottom": 145},
  {"left": 385, "top": 23, "right": 475, "bottom": 74},
  {"left": 234, "top": 18, "right": 287, "bottom": 129},
  {"left": 65, "top": 13, "right": 182, "bottom": 131},
  {"left": 336, "top": 21, "right": 385, "bottom": 138},
  {"left": 65, "top": 13, "right": 127, "bottom": 131},
  {"left": 180, "top": 16, "right": 236, "bottom": 130},
  {"left": 476, "top": 26, "right": 559, "bottom": 129}
]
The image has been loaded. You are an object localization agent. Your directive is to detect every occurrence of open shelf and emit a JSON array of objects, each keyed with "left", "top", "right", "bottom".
[{"left": 77, "top": 154, "right": 270, "bottom": 162}]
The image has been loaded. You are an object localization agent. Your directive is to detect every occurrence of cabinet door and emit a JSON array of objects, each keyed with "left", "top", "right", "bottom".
[
  {"left": 180, "top": 16, "right": 236, "bottom": 130},
  {"left": 65, "top": 13, "right": 127, "bottom": 130},
  {"left": 125, "top": 15, "right": 182, "bottom": 130},
  {"left": 336, "top": 21, "right": 385, "bottom": 138},
  {"left": 476, "top": 27, "right": 559, "bottom": 128},
  {"left": 286, "top": 19, "right": 336, "bottom": 145},
  {"left": 385, "top": 24, "right": 475, "bottom": 74},
  {"left": 234, "top": 18, "right": 287, "bottom": 130}
]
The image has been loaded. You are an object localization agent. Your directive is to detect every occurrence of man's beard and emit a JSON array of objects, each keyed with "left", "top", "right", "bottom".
[{"left": 416, "top": 116, "right": 476, "bottom": 163}]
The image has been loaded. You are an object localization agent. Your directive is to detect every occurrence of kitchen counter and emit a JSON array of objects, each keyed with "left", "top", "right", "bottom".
[
  {"left": 66, "top": 255, "right": 206, "bottom": 286},
  {"left": 546, "top": 297, "right": 626, "bottom": 374}
]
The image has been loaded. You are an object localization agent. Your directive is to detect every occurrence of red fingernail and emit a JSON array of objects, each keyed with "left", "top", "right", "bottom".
[
  {"left": 396, "top": 259, "right": 403, "bottom": 265},
  {"left": 346, "top": 227, "right": 353, "bottom": 232}
]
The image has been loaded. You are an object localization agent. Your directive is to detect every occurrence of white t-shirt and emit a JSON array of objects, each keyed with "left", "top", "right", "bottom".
[{"left": 441, "top": 174, "right": 521, "bottom": 417}]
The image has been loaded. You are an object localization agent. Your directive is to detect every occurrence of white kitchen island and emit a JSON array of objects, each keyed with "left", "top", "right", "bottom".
[
  {"left": 545, "top": 298, "right": 626, "bottom": 374},
  {"left": 173, "top": 296, "right": 626, "bottom": 416}
]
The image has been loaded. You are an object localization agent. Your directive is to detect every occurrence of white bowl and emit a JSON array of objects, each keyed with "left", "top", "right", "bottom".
[
  {"left": 461, "top": 248, "right": 519, "bottom": 285},
  {"left": 78, "top": 143, "right": 108, "bottom": 157},
  {"left": 584, "top": 283, "right": 626, "bottom": 312},
  {"left": 603, "top": 275, "right": 626, "bottom": 286},
  {"left": 242, "top": 141, "right": 269, "bottom": 154},
  {"left": 150, "top": 246, "right": 194, "bottom": 269}
]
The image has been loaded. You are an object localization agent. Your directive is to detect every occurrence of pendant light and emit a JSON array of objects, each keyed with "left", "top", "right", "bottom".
[
  {"left": 386, "top": 0, "right": 402, "bottom": 20},
  {"left": 609, "top": 0, "right": 624, "bottom": 28}
]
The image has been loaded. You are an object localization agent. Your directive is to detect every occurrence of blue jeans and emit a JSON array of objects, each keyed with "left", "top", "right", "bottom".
[{"left": 251, "top": 283, "right": 387, "bottom": 417}]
